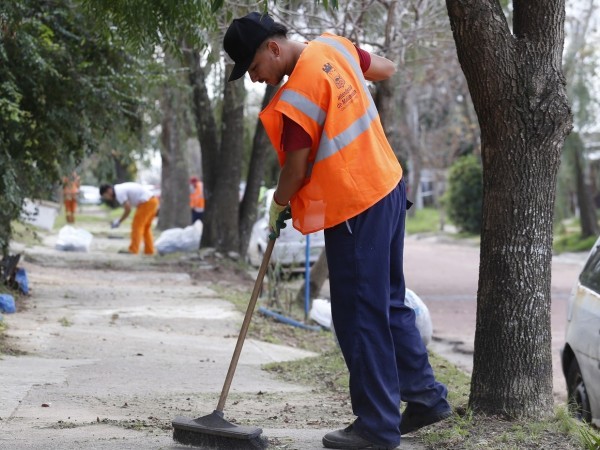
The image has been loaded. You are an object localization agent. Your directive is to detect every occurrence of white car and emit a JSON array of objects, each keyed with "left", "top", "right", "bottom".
[
  {"left": 78, "top": 185, "right": 102, "bottom": 205},
  {"left": 246, "top": 188, "right": 325, "bottom": 269},
  {"left": 562, "top": 236, "right": 600, "bottom": 426}
]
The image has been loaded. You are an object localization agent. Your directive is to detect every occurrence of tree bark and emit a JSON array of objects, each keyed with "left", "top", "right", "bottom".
[
  {"left": 186, "top": 49, "right": 219, "bottom": 227},
  {"left": 201, "top": 64, "right": 245, "bottom": 253},
  {"left": 568, "top": 133, "right": 599, "bottom": 238},
  {"left": 157, "top": 66, "right": 190, "bottom": 230},
  {"left": 446, "top": 0, "right": 572, "bottom": 419},
  {"left": 238, "top": 84, "right": 278, "bottom": 256}
]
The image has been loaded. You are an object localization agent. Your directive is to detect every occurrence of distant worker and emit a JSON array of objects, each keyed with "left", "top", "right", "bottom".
[
  {"left": 99, "top": 182, "right": 159, "bottom": 255},
  {"left": 189, "top": 176, "right": 205, "bottom": 224},
  {"left": 62, "top": 171, "right": 80, "bottom": 224}
]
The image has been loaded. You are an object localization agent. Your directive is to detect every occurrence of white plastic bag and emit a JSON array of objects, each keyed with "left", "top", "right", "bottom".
[
  {"left": 309, "top": 298, "right": 333, "bottom": 329},
  {"left": 405, "top": 288, "right": 433, "bottom": 346},
  {"left": 155, "top": 221, "right": 203, "bottom": 255},
  {"left": 311, "top": 288, "right": 433, "bottom": 346},
  {"left": 55, "top": 225, "right": 93, "bottom": 252}
]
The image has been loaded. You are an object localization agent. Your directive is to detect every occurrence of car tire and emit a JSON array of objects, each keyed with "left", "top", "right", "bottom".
[{"left": 567, "top": 357, "right": 592, "bottom": 422}]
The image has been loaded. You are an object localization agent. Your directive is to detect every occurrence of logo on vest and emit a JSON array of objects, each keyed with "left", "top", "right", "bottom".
[
  {"left": 323, "top": 62, "right": 358, "bottom": 111},
  {"left": 322, "top": 63, "right": 346, "bottom": 89}
]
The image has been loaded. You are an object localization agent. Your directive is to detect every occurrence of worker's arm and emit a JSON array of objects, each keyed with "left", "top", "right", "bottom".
[
  {"left": 268, "top": 148, "right": 310, "bottom": 236},
  {"left": 273, "top": 147, "right": 310, "bottom": 205},
  {"left": 363, "top": 53, "right": 396, "bottom": 82},
  {"left": 113, "top": 201, "right": 131, "bottom": 228}
]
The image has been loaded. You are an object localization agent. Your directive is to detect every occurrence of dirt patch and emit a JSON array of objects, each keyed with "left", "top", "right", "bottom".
[
  {"left": 0, "top": 324, "right": 27, "bottom": 356},
  {"left": 0, "top": 287, "right": 28, "bottom": 356}
]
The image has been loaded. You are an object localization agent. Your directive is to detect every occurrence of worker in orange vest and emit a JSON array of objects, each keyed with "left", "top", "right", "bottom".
[
  {"left": 225, "top": 13, "right": 450, "bottom": 450},
  {"left": 62, "top": 171, "right": 80, "bottom": 224},
  {"left": 189, "top": 176, "right": 205, "bottom": 224}
]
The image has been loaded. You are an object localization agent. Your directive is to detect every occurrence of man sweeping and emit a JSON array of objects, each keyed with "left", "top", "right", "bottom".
[
  {"left": 223, "top": 12, "right": 451, "bottom": 450},
  {"left": 99, "top": 182, "right": 159, "bottom": 255}
]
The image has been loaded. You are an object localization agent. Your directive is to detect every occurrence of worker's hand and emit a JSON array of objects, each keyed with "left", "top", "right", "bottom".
[
  {"left": 111, "top": 219, "right": 121, "bottom": 229},
  {"left": 268, "top": 200, "right": 291, "bottom": 240}
]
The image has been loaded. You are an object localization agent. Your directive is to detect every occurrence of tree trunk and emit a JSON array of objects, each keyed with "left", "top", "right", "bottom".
[
  {"left": 201, "top": 64, "right": 244, "bottom": 253},
  {"left": 446, "top": 0, "right": 572, "bottom": 419},
  {"left": 186, "top": 50, "right": 219, "bottom": 231},
  {"left": 375, "top": 0, "right": 410, "bottom": 200},
  {"left": 238, "top": 84, "right": 278, "bottom": 256},
  {"left": 404, "top": 90, "right": 423, "bottom": 214},
  {"left": 112, "top": 155, "right": 130, "bottom": 184},
  {"left": 375, "top": 78, "right": 393, "bottom": 135},
  {"left": 157, "top": 74, "right": 190, "bottom": 230},
  {"left": 568, "top": 133, "right": 599, "bottom": 238}
]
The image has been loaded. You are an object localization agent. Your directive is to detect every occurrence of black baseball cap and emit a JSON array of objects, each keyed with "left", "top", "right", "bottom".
[{"left": 223, "top": 12, "right": 276, "bottom": 81}]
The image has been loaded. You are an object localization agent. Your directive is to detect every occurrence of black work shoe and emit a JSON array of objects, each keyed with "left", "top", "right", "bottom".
[
  {"left": 400, "top": 405, "right": 452, "bottom": 435},
  {"left": 322, "top": 424, "right": 396, "bottom": 449}
]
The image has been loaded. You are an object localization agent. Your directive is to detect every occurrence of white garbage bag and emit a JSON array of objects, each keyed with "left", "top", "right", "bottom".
[
  {"left": 405, "top": 288, "right": 433, "bottom": 346},
  {"left": 155, "top": 221, "right": 203, "bottom": 255},
  {"left": 55, "top": 225, "right": 93, "bottom": 252},
  {"left": 309, "top": 298, "right": 333, "bottom": 329},
  {"left": 310, "top": 288, "right": 433, "bottom": 346}
]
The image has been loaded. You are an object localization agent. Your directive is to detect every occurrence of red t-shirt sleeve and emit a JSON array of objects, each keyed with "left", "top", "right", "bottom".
[
  {"left": 281, "top": 45, "right": 370, "bottom": 152},
  {"left": 282, "top": 115, "right": 312, "bottom": 152},
  {"left": 354, "top": 45, "right": 371, "bottom": 73}
]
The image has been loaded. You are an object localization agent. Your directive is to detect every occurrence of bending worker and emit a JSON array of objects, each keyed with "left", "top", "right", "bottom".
[
  {"left": 99, "top": 182, "right": 159, "bottom": 255},
  {"left": 224, "top": 12, "right": 451, "bottom": 450}
]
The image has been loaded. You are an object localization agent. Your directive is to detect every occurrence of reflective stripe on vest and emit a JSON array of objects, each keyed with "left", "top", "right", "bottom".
[
  {"left": 259, "top": 33, "right": 402, "bottom": 233},
  {"left": 279, "top": 36, "right": 380, "bottom": 177}
]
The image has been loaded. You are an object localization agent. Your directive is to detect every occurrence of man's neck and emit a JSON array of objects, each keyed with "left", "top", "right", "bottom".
[{"left": 286, "top": 40, "right": 308, "bottom": 76}]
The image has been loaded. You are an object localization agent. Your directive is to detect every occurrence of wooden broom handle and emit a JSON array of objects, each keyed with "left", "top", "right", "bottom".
[{"left": 216, "top": 238, "right": 276, "bottom": 412}]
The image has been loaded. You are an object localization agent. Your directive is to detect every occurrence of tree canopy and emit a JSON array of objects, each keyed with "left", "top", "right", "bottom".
[{"left": 0, "top": 0, "right": 148, "bottom": 254}]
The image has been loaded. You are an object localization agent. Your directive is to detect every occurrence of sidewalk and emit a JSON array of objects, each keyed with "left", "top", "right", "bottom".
[{"left": 1, "top": 233, "right": 426, "bottom": 449}]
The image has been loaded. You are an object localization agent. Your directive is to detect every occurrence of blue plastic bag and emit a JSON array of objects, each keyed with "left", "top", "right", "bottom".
[
  {"left": 15, "top": 268, "right": 29, "bottom": 295},
  {"left": 0, "top": 294, "right": 16, "bottom": 313}
]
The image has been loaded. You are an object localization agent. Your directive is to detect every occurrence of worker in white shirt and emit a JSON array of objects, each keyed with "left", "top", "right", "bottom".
[{"left": 100, "top": 182, "right": 159, "bottom": 255}]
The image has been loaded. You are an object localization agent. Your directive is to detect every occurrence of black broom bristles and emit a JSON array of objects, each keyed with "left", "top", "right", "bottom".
[{"left": 172, "top": 427, "right": 269, "bottom": 449}]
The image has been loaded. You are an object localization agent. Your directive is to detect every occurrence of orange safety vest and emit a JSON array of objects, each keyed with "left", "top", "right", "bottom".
[
  {"left": 189, "top": 181, "right": 205, "bottom": 210},
  {"left": 260, "top": 33, "right": 402, "bottom": 234},
  {"left": 62, "top": 174, "right": 80, "bottom": 198}
]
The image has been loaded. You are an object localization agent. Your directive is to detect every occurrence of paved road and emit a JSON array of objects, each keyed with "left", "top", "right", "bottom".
[{"left": 403, "top": 234, "right": 587, "bottom": 403}]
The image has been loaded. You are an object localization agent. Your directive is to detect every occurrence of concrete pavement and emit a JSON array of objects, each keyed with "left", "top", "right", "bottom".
[{"left": 1, "top": 233, "right": 426, "bottom": 449}]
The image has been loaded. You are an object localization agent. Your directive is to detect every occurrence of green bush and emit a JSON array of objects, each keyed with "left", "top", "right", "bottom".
[
  {"left": 405, "top": 207, "right": 441, "bottom": 235},
  {"left": 553, "top": 232, "right": 597, "bottom": 254},
  {"left": 444, "top": 155, "right": 483, "bottom": 234}
]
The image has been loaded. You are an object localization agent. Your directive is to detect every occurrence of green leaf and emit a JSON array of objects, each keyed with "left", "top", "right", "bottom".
[{"left": 211, "top": 0, "right": 224, "bottom": 13}]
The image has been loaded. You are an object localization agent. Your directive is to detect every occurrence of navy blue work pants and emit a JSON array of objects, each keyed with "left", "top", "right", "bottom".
[{"left": 324, "top": 179, "right": 448, "bottom": 447}]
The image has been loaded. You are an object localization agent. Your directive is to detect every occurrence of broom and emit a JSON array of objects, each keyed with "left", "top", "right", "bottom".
[{"left": 172, "top": 237, "right": 276, "bottom": 449}]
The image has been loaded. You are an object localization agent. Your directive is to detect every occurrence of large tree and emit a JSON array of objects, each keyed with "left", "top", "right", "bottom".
[
  {"left": 86, "top": 2, "right": 270, "bottom": 254},
  {"left": 238, "top": 84, "right": 279, "bottom": 256},
  {"left": 157, "top": 51, "right": 192, "bottom": 230},
  {"left": 199, "top": 64, "right": 246, "bottom": 253},
  {"left": 0, "top": 0, "right": 146, "bottom": 255},
  {"left": 446, "top": 0, "right": 573, "bottom": 418}
]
